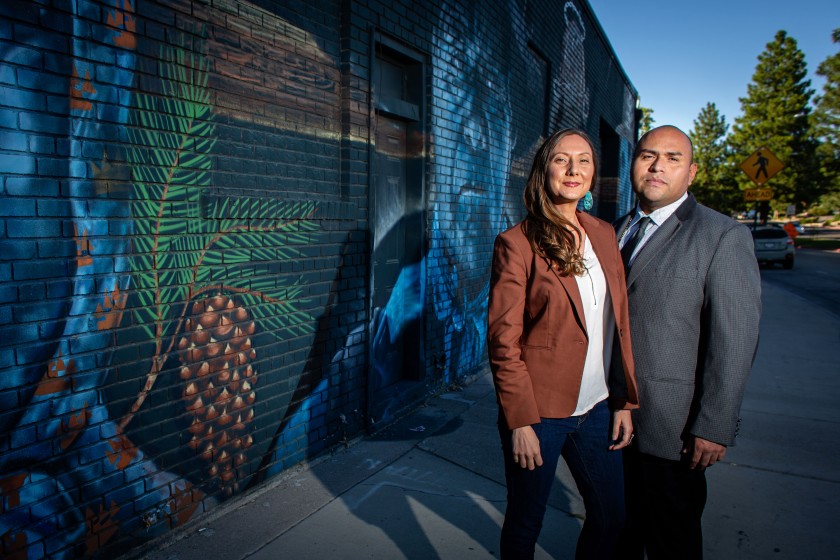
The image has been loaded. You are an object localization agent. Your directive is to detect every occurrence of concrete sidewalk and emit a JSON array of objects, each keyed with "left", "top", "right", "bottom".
[{"left": 127, "top": 279, "right": 840, "bottom": 560}]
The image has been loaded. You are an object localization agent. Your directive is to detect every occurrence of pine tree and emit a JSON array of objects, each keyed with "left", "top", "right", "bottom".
[
  {"left": 813, "top": 28, "right": 840, "bottom": 204},
  {"left": 639, "top": 106, "right": 655, "bottom": 137},
  {"left": 690, "top": 103, "right": 738, "bottom": 213},
  {"left": 728, "top": 31, "right": 819, "bottom": 211}
]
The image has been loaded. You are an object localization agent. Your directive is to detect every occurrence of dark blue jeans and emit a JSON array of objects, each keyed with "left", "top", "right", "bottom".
[{"left": 499, "top": 400, "right": 625, "bottom": 560}]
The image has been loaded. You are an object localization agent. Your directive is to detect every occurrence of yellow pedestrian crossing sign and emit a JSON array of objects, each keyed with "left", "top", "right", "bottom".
[{"left": 740, "top": 147, "right": 784, "bottom": 186}]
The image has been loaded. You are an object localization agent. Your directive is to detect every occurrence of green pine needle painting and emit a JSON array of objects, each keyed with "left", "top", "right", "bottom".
[{"left": 120, "top": 39, "right": 319, "bottom": 443}]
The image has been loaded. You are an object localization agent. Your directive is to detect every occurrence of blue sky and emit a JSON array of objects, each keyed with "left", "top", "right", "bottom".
[{"left": 587, "top": 0, "right": 839, "bottom": 135}]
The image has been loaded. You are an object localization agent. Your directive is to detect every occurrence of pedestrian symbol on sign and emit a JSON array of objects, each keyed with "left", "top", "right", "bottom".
[
  {"left": 753, "top": 151, "right": 769, "bottom": 181},
  {"left": 740, "top": 147, "right": 784, "bottom": 186}
]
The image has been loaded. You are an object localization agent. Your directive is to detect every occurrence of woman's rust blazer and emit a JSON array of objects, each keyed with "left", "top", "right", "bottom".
[{"left": 488, "top": 212, "right": 639, "bottom": 430}]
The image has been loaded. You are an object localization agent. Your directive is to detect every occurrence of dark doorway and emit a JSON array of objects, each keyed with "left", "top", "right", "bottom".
[
  {"left": 369, "top": 37, "right": 426, "bottom": 425},
  {"left": 597, "top": 121, "right": 621, "bottom": 222}
]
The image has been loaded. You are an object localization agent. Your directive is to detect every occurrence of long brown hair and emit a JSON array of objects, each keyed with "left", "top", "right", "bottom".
[{"left": 522, "top": 128, "right": 598, "bottom": 277}]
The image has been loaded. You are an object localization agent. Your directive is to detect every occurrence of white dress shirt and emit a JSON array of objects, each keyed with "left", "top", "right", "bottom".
[{"left": 618, "top": 193, "right": 689, "bottom": 266}]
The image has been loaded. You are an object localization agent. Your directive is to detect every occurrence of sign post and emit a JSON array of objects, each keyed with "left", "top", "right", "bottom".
[{"left": 740, "top": 147, "right": 784, "bottom": 226}]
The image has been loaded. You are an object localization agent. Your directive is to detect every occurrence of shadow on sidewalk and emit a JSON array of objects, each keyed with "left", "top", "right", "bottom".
[{"left": 269, "top": 378, "right": 584, "bottom": 559}]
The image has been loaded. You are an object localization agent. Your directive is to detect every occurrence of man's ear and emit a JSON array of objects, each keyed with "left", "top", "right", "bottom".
[{"left": 688, "top": 162, "right": 698, "bottom": 185}]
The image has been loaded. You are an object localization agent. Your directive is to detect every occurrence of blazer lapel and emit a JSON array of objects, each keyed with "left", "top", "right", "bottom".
[
  {"left": 549, "top": 262, "right": 587, "bottom": 335},
  {"left": 547, "top": 212, "right": 611, "bottom": 337},
  {"left": 583, "top": 214, "right": 622, "bottom": 308},
  {"left": 614, "top": 213, "right": 633, "bottom": 243},
  {"left": 626, "top": 218, "right": 679, "bottom": 286},
  {"left": 625, "top": 195, "right": 697, "bottom": 286}
]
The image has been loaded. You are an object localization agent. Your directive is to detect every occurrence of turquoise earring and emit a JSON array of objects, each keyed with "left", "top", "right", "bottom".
[{"left": 581, "top": 191, "right": 593, "bottom": 211}]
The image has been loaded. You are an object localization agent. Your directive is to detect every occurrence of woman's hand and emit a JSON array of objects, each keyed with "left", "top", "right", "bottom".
[
  {"left": 511, "top": 425, "right": 543, "bottom": 470},
  {"left": 609, "top": 409, "right": 633, "bottom": 450}
]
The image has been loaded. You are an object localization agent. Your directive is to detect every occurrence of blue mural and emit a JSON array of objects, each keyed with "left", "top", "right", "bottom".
[
  {"left": 0, "top": 2, "right": 211, "bottom": 558},
  {"left": 556, "top": 2, "right": 590, "bottom": 128},
  {"left": 0, "top": 1, "right": 340, "bottom": 556},
  {"left": 0, "top": 0, "right": 638, "bottom": 557},
  {"left": 428, "top": 2, "right": 521, "bottom": 385}
]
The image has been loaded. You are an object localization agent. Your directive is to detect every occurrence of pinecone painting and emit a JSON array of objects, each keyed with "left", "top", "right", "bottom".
[
  {"left": 179, "top": 295, "right": 257, "bottom": 495},
  {"left": 120, "top": 36, "right": 320, "bottom": 496}
]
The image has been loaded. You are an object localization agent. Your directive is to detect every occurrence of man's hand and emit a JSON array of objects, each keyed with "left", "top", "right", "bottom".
[
  {"left": 682, "top": 436, "right": 726, "bottom": 469},
  {"left": 609, "top": 409, "right": 633, "bottom": 450},
  {"left": 512, "top": 425, "right": 543, "bottom": 470}
]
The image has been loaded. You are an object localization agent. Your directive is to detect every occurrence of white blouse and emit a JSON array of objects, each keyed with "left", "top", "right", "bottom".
[{"left": 571, "top": 239, "right": 616, "bottom": 416}]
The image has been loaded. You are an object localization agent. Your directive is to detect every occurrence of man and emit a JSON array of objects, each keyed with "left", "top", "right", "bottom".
[{"left": 614, "top": 126, "right": 761, "bottom": 559}]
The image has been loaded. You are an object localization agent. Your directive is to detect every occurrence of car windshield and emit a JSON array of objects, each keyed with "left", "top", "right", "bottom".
[{"left": 752, "top": 228, "right": 788, "bottom": 239}]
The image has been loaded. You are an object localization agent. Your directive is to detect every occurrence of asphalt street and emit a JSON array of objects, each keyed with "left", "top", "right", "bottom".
[{"left": 760, "top": 247, "right": 840, "bottom": 317}]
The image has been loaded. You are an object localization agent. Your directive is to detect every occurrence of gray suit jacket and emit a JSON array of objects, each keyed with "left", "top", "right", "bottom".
[{"left": 615, "top": 194, "right": 761, "bottom": 461}]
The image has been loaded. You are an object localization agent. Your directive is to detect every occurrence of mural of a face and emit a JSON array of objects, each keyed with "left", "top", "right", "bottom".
[
  {"left": 616, "top": 88, "right": 639, "bottom": 214},
  {"left": 556, "top": 1, "right": 589, "bottom": 128},
  {"left": 429, "top": 6, "right": 517, "bottom": 379}
]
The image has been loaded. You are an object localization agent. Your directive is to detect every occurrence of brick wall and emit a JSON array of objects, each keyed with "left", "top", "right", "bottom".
[{"left": 0, "top": 0, "right": 637, "bottom": 557}]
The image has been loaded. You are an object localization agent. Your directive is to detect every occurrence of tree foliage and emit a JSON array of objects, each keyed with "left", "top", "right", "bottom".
[
  {"left": 690, "top": 103, "right": 738, "bottom": 213},
  {"left": 813, "top": 28, "right": 840, "bottom": 202},
  {"left": 727, "top": 31, "right": 819, "bottom": 210},
  {"left": 638, "top": 106, "right": 654, "bottom": 137}
]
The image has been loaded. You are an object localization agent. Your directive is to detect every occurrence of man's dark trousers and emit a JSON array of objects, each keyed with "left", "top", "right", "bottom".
[{"left": 619, "top": 446, "right": 706, "bottom": 560}]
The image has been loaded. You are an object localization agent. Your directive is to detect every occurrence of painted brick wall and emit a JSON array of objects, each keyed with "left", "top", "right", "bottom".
[{"left": 0, "top": 0, "right": 637, "bottom": 557}]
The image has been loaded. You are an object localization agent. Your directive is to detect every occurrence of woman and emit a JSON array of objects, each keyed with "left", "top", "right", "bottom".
[{"left": 487, "top": 129, "right": 639, "bottom": 559}]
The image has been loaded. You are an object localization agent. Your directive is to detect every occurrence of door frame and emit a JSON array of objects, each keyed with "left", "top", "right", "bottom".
[{"left": 366, "top": 31, "right": 428, "bottom": 429}]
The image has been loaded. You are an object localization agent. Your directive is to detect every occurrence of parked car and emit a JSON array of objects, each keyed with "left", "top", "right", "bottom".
[{"left": 751, "top": 225, "right": 795, "bottom": 269}]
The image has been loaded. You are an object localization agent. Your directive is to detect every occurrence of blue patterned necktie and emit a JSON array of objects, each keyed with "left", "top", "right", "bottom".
[{"left": 620, "top": 216, "right": 652, "bottom": 271}]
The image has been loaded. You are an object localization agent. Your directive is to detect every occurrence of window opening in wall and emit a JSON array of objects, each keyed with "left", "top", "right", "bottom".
[{"left": 598, "top": 120, "right": 621, "bottom": 222}]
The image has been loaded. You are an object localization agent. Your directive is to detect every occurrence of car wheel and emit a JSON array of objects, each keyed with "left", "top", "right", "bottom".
[{"left": 783, "top": 257, "right": 794, "bottom": 270}]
